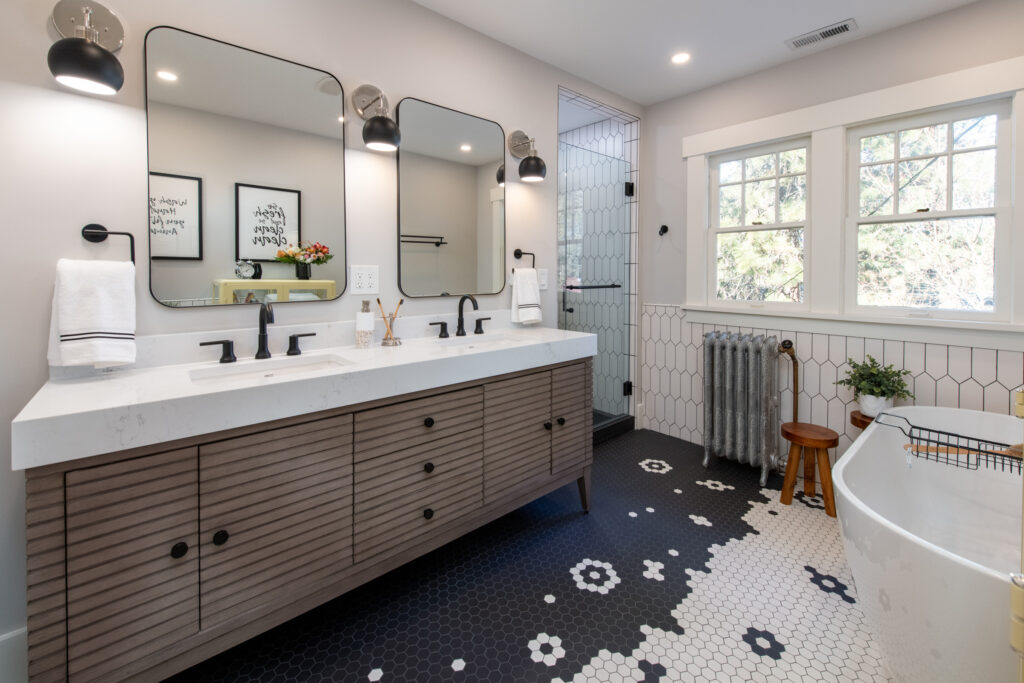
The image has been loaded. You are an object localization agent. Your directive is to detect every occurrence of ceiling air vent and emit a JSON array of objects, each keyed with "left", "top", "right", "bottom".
[{"left": 786, "top": 18, "right": 859, "bottom": 50}]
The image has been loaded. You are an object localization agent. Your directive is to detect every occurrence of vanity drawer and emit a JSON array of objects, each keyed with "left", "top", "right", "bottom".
[
  {"left": 355, "top": 386, "right": 483, "bottom": 462},
  {"left": 353, "top": 444, "right": 483, "bottom": 564},
  {"left": 64, "top": 447, "right": 199, "bottom": 683},
  {"left": 198, "top": 414, "right": 353, "bottom": 629}
]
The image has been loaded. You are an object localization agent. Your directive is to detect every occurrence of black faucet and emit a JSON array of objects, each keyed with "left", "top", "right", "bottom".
[
  {"left": 256, "top": 303, "right": 275, "bottom": 359},
  {"left": 456, "top": 294, "right": 478, "bottom": 336}
]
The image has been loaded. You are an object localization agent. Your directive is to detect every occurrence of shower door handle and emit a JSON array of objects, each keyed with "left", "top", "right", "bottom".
[
  {"left": 562, "top": 290, "right": 574, "bottom": 313},
  {"left": 564, "top": 284, "right": 622, "bottom": 290}
]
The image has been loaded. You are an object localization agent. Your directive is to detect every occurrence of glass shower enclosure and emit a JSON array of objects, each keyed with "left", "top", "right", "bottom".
[{"left": 557, "top": 142, "right": 632, "bottom": 437}]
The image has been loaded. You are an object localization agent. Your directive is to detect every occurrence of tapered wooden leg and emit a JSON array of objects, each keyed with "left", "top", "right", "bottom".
[
  {"left": 780, "top": 442, "right": 801, "bottom": 505},
  {"left": 577, "top": 467, "right": 591, "bottom": 513},
  {"left": 816, "top": 448, "right": 837, "bottom": 517},
  {"left": 803, "top": 446, "right": 816, "bottom": 496}
]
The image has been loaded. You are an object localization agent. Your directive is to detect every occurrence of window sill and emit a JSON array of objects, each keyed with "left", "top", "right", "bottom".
[{"left": 651, "top": 304, "right": 1024, "bottom": 351}]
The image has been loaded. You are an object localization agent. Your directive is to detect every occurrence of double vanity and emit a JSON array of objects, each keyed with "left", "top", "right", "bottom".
[{"left": 14, "top": 326, "right": 596, "bottom": 682}]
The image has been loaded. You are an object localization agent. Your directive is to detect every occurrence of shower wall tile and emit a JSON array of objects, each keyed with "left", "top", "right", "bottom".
[{"left": 638, "top": 304, "right": 1022, "bottom": 464}]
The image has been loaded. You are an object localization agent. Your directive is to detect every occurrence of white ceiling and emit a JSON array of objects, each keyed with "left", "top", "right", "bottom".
[{"left": 410, "top": 0, "right": 981, "bottom": 106}]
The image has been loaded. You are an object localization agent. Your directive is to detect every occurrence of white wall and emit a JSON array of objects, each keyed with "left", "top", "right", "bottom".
[
  {"left": 0, "top": 0, "right": 642, "bottom": 666},
  {"left": 640, "top": 0, "right": 1024, "bottom": 306},
  {"left": 149, "top": 102, "right": 347, "bottom": 300}
]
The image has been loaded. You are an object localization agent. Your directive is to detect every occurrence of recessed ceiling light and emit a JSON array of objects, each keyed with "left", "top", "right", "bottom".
[
  {"left": 670, "top": 52, "right": 691, "bottom": 65},
  {"left": 337, "top": 115, "right": 345, "bottom": 123},
  {"left": 460, "top": 144, "right": 472, "bottom": 152},
  {"left": 156, "top": 70, "right": 178, "bottom": 81}
]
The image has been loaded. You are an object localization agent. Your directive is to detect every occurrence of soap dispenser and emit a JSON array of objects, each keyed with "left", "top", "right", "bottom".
[{"left": 356, "top": 300, "right": 373, "bottom": 348}]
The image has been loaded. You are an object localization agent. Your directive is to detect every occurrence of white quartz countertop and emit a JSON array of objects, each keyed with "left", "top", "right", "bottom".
[{"left": 12, "top": 328, "right": 596, "bottom": 470}]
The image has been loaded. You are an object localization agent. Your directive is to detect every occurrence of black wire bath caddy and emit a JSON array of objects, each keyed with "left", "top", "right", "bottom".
[{"left": 873, "top": 412, "right": 1022, "bottom": 474}]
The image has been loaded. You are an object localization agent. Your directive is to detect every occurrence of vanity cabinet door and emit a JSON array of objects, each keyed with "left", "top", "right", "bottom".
[
  {"left": 551, "top": 361, "right": 592, "bottom": 476},
  {"left": 198, "top": 413, "right": 354, "bottom": 630},
  {"left": 483, "top": 370, "right": 553, "bottom": 503},
  {"left": 65, "top": 447, "right": 199, "bottom": 683}
]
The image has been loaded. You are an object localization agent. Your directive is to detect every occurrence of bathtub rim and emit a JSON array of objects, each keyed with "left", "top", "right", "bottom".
[{"left": 832, "top": 405, "right": 1017, "bottom": 585}]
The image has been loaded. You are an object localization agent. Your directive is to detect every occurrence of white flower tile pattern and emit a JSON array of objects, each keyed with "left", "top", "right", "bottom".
[
  {"left": 528, "top": 633, "right": 567, "bottom": 667},
  {"left": 570, "top": 558, "right": 622, "bottom": 594},
  {"left": 560, "top": 489, "right": 887, "bottom": 682},
  {"left": 639, "top": 304, "right": 1024, "bottom": 464}
]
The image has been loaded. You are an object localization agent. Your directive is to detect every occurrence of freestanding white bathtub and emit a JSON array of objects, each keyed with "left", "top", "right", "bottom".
[{"left": 833, "top": 406, "right": 1023, "bottom": 682}]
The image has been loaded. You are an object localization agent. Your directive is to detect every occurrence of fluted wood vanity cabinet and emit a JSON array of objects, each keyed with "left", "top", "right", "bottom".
[{"left": 24, "top": 358, "right": 592, "bottom": 682}]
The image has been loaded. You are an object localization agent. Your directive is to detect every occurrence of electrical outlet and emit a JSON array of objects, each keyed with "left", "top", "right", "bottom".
[
  {"left": 537, "top": 268, "right": 548, "bottom": 290},
  {"left": 350, "top": 265, "right": 379, "bottom": 294}
]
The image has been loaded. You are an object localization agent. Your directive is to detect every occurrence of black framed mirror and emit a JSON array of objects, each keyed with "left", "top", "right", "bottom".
[
  {"left": 397, "top": 98, "right": 505, "bottom": 297},
  {"left": 145, "top": 26, "right": 346, "bottom": 307}
]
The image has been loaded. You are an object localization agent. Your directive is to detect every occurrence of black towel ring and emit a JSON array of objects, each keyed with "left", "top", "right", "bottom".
[
  {"left": 81, "top": 224, "right": 136, "bottom": 263},
  {"left": 512, "top": 248, "right": 535, "bottom": 272}
]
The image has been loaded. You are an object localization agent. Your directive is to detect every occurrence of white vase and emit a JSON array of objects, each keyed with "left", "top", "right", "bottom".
[{"left": 859, "top": 394, "right": 893, "bottom": 417}]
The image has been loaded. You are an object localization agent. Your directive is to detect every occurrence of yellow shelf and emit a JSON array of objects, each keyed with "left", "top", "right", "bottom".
[{"left": 213, "top": 278, "right": 337, "bottom": 304}]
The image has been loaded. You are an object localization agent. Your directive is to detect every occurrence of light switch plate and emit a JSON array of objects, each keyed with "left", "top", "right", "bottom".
[
  {"left": 350, "top": 265, "right": 379, "bottom": 294},
  {"left": 537, "top": 268, "right": 548, "bottom": 290}
]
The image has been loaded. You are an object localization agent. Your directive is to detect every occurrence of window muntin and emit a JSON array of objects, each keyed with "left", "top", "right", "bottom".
[
  {"left": 857, "top": 114, "right": 998, "bottom": 218},
  {"left": 711, "top": 141, "right": 808, "bottom": 305},
  {"left": 849, "top": 102, "right": 1008, "bottom": 318}
]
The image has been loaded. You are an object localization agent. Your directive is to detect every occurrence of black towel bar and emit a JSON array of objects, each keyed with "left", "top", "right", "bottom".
[{"left": 81, "top": 224, "right": 135, "bottom": 263}]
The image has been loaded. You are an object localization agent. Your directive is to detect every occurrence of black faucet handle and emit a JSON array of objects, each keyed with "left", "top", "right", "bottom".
[
  {"left": 286, "top": 333, "right": 316, "bottom": 356},
  {"left": 200, "top": 340, "right": 236, "bottom": 364},
  {"left": 474, "top": 317, "right": 491, "bottom": 335},
  {"left": 429, "top": 322, "right": 449, "bottom": 338}
]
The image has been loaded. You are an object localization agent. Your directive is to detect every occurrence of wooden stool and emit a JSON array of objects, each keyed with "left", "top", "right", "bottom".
[{"left": 780, "top": 422, "right": 839, "bottom": 517}]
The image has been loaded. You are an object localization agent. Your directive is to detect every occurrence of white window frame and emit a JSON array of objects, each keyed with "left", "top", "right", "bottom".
[
  {"left": 843, "top": 100, "right": 1012, "bottom": 322},
  {"left": 707, "top": 137, "right": 811, "bottom": 311}
]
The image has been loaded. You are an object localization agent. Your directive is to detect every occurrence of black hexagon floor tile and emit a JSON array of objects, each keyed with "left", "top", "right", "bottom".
[{"left": 167, "top": 429, "right": 887, "bottom": 682}]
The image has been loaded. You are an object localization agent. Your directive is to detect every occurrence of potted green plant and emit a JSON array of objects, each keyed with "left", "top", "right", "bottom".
[{"left": 835, "top": 355, "right": 914, "bottom": 417}]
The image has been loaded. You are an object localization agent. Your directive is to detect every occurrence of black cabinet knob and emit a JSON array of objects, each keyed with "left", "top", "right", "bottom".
[
  {"left": 423, "top": 462, "right": 435, "bottom": 474},
  {"left": 213, "top": 530, "right": 230, "bottom": 546},
  {"left": 423, "top": 508, "right": 434, "bottom": 520},
  {"left": 170, "top": 541, "right": 189, "bottom": 559},
  {"left": 424, "top": 417, "right": 435, "bottom": 428},
  {"left": 557, "top": 417, "right": 566, "bottom": 426},
  {"left": 544, "top": 421, "right": 553, "bottom": 430}
]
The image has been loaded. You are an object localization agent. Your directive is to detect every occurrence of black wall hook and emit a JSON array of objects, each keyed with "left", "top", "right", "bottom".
[{"left": 658, "top": 225, "right": 669, "bottom": 236}]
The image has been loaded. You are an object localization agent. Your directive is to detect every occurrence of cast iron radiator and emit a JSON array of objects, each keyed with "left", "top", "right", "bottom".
[{"left": 702, "top": 331, "right": 781, "bottom": 486}]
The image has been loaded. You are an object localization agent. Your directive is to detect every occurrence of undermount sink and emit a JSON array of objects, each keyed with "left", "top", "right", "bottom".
[
  {"left": 437, "top": 333, "right": 528, "bottom": 349},
  {"left": 189, "top": 353, "right": 354, "bottom": 383}
]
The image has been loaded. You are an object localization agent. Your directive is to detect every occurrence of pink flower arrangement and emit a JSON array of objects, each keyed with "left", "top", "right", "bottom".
[{"left": 275, "top": 242, "right": 333, "bottom": 265}]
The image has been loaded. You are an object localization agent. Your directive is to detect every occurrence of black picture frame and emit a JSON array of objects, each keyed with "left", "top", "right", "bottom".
[
  {"left": 235, "top": 183, "right": 302, "bottom": 262},
  {"left": 149, "top": 172, "right": 203, "bottom": 260}
]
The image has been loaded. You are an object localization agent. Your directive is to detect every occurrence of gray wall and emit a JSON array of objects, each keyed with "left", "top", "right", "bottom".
[{"left": 0, "top": 0, "right": 641, "bottom": 660}]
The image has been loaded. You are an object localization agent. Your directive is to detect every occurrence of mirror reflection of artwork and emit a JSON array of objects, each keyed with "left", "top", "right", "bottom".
[
  {"left": 235, "top": 183, "right": 300, "bottom": 262},
  {"left": 397, "top": 98, "right": 505, "bottom": 297},
  {"left": 149, "top": 172, "right": 203, "bottom": 259},
  {"left": 145, "top": 26, "right": 346, "bottom": 307}
]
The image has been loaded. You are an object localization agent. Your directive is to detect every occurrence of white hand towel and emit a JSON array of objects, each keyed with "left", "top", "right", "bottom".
[
  {"left": 510, "top": 268, "right": 542, "bottom": 325},
  {"left": 48, "top": 259, "right": 136, "bottom": 367}
]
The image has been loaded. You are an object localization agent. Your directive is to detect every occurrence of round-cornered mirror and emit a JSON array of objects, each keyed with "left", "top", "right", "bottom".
[
  {"left": 397, "top": 98, "right": 505, "bottom": 298},
  {"left": 145, "top": 26, "right": 346, "bottom": 307}
]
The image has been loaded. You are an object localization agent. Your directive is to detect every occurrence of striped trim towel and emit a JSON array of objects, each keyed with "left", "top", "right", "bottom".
[
  {"left": 47, "top": 258, "right": 136, "bottom": 367},
  {"left": 510, "top": 267, "right": 542, "bottom": 325}
]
